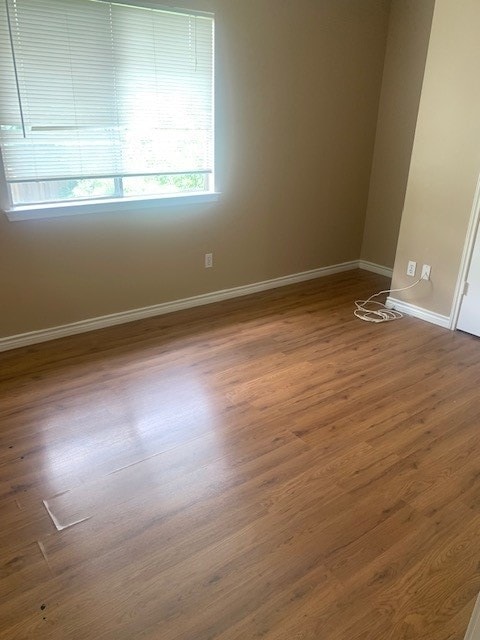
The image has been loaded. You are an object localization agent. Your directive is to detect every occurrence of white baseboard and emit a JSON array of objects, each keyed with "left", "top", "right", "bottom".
[
  {"left": 386, "top": 296, "right": 451, "bottom": 329},
  {"left": 1, "top": 260, "right": 370, "bottom": 352},
  {"left": 464, "top": 593, "right": 480, "bottom": 640},
  {"left": 358, "top": 260, "right": 393, "bottom": 278}
]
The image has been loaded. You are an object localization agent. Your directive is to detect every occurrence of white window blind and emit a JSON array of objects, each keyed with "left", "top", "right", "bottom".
[{"left": 0, "top": 0, "right": 214, "bottom": 184}]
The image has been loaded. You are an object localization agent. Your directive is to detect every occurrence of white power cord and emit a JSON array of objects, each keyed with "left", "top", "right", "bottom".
[{"left": 354, "top": 278, "right": 423, "bottom": 323}]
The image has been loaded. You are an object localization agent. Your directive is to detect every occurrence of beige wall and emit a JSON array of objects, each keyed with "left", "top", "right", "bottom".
[
  {"left": 0, "top": 0, "right": 391, "bottom": 338},
  {"left": 361, "top": 0, "right": 434, "bottom": 268},
  {"left": 391, "top": 0, "right": 480, "bottom": 317}
]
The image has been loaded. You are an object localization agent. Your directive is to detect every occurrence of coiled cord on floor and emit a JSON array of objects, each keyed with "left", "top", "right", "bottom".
[{"left": 354, "top": 278, "right": 423, "bottom": 323}]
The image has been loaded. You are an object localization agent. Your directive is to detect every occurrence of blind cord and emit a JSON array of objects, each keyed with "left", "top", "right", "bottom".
[
  {"left": 5, "top": 0, "right": 27, "bottom": 139},
  {"left": 354, "top": 278, "right": 423, "bottom": 323}
]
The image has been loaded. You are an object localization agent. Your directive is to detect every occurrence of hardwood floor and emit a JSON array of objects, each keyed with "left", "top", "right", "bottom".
[{"left": 1, "top": 269, "right": 480, "bottom": 639}]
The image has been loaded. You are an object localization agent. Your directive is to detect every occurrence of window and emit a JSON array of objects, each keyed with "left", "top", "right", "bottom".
[{"left": 0, "top": 0, "right": 216, "bottom": 218}]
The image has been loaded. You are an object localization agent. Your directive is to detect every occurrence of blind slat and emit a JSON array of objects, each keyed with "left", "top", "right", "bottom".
[{"left": 0, "top": 0, "right": 214, "bottom": 182}]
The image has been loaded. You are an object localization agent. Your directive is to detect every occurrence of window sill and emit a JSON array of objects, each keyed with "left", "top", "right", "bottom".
[{"left": 2, "top": 192, "right": 221, "bottom": 221}]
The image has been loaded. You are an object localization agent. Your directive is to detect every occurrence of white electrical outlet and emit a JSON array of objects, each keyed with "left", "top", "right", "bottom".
[
  {"left": 407, "top": 260, "right": 417, "bottom": 277},
  {"left": 205, "top": 253, "right": 213, "bottom": 268},
  {"left": 421, "top": 264, "right": 431, "bottom": 280}
]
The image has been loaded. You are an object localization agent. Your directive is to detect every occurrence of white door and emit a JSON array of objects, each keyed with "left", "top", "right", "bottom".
[{"left": 458, "top": 220, "right": 480, "bottom": 336}]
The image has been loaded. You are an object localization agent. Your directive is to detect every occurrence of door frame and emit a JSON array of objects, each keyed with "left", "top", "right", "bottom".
[
  {"left": 464, "top": 592, "right": 480, "bottom": 640},
  {"left": 450, "top": 172, "right": 480, "bottom": 330}
]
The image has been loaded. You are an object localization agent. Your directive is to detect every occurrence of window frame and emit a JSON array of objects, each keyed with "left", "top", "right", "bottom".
[{"left": 0, "top": 0, "right": 218, "bottom": 221}]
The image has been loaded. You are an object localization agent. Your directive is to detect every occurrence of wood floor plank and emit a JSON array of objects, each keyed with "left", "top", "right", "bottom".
[
  {"left": 336, "top": 513, "right": 480, "bottom": 640},
  {"left": 0, "top": 541, "right": 53, "bottom": 601},
  {"left": 1, "top": 269, "right": 480, "bottom": 639},
  {"left": 261, "top": 500, "right": 473, "bottom": 640}
]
